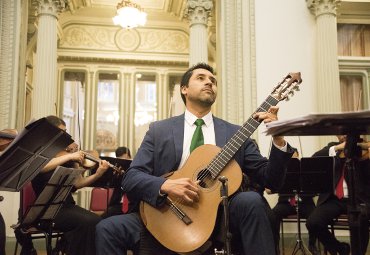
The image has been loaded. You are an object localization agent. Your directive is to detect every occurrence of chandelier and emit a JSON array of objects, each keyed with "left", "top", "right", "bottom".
[{"left": 112, "top": 0, "right": 147, "bottom": 29}]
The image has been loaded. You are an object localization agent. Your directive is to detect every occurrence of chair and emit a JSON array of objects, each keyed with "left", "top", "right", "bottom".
[
  {"left": 89, "top": 187, "right": 114, "bottom": 215},
  {"left": 12, "top": 182, "right": 64, "bottom": 255}
]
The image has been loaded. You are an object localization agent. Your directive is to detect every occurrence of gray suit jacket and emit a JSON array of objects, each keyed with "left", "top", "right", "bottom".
[{"left": 122, "top": 114, "right": 293, "bottom": 211}]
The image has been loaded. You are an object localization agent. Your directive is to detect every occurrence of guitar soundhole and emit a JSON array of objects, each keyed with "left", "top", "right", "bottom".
[{"left": 197, "top": 169, "right": 215, "bottom": 188}]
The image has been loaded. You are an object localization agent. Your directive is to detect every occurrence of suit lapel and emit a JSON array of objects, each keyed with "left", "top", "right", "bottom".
[
  {"left": 172, "top": 114, "right": 185, "bottom": 169},
  {"left": 213, "top": 116, "right": 228, "bottom": 147}
]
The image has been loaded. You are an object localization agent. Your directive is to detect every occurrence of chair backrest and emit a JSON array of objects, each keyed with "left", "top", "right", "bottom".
[
  {"left": 21, "top": 182, "right": 37, "bottom": 216},
  {"left": 90, "top": 187, "right": 113, "bottom": 212}
]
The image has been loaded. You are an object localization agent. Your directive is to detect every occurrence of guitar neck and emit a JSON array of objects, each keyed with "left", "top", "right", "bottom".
[{"left": 208, "top": 95, "right": 280, "bottom": 178}]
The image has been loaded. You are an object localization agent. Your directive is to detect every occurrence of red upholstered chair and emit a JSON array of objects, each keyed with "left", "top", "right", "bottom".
[
  {"left": 12, "top": 182, "right": 64, "bottom": 255},
  {"left": 89, "top": 187, "right": 114, "bottom": 215}
]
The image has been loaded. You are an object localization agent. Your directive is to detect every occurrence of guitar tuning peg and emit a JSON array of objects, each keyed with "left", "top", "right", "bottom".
[
  {"left": 294, "top": 87, "right": 300, "bottom": 91},
  {"left": 285, "top": 97, "right": 290, "bottom": 101},
  {"left": 289, "top": 91, "right": 294, "bottom": 96}
]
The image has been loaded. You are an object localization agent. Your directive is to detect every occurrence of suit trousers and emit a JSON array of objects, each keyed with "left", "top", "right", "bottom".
[{"left": 95, "top": 191, "right": 276, "bottom": 255}]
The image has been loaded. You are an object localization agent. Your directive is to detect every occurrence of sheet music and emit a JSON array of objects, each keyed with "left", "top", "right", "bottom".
[
  {"left": 0, "top": 117, "right": 73, "bottom": 191},
  {"left": 264, "top": 110, "right": 370, "bottom": 136}
]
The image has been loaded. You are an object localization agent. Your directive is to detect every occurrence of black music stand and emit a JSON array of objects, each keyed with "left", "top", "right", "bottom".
[
  {"left": 89, "top": 157, "right": 132, "bottom": 211},
  {"left": 0, "top": 117, "right": 73, "bottom": 191},
  {"left": 16, "top": 166, "right": 84, "bottom": 254},
  {"left": 266, "top": 110, "right": 370, "bottom": 255},
  {"left": 279, "top": 157, "right": 334, "bottom": 255}
]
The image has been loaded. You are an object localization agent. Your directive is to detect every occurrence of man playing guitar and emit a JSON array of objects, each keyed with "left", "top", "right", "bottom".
[{"left": 96, "top": 63, "right": 298, "bottom": 255}]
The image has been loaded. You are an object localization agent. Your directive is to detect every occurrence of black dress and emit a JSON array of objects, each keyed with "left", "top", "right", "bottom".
[{"left": 31, "top": 163, "right": 102, "bottom": 255}]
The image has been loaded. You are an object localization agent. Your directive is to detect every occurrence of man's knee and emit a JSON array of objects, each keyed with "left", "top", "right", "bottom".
[
  {"left": 96, "top": 219, "right": 112, "bottom": 238},
  {"left": 232, "top": 191, "right": 265, "bottom": 212}
]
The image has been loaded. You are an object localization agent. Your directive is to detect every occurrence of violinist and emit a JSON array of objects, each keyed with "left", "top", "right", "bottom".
[
  {"left": 16, "top": 115, "right": 110, "bottom": 255},
  {"left": 306, "top": 135, "right": 370, "bottom": 255}
]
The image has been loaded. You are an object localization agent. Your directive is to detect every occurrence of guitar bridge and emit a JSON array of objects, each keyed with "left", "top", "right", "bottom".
[{"left": 166, "top": 197, "right": 193, "bottom": 225}]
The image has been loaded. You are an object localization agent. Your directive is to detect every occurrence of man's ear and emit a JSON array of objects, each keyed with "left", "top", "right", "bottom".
[{"left": 180, "top": 85, "right": 187, "bottom": 96}]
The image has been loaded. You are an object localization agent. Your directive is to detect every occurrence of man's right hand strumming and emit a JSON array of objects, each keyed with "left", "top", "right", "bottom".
[{"left": 160, "top": 178, "right": 200, "bottom": 204}]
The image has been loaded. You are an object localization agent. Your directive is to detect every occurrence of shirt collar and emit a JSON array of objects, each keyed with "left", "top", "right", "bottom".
[{"left": 184, "top": 109, "right": 213, "bottom": 127}]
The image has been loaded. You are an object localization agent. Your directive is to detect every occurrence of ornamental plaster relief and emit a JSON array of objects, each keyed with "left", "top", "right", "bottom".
[
  {"left": 60, "top": 26, "right": 117, "bottom": 49},
  {"left": 59, "top": 25, "right": 189, "bottom": 54}
]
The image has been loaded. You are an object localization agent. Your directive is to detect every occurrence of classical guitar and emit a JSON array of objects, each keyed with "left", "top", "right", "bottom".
[{"left": 140, "top": 72, "right": 303, "bottom": 253}]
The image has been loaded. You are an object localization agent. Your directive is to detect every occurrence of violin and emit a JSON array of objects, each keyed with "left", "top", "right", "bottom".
[
  {"left": 82, "top": 150, "right": 124, "bottom": 175},
  {"left": 60, "top": 143, "right": 124, "bottom": 175}
]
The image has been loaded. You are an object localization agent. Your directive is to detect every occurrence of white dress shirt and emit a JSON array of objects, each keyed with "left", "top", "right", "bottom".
[{"left": 178, "top": 110, "right": 216, "bottom": 169}]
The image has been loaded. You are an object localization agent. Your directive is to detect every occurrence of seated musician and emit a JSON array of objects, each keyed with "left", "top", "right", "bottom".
[
  {"left": 101, "top": 146, "right": 132, "bottom": 218},
  {"left": 0, "top": 129, "right": 18, "bottom": 255},
  {"left": 16, "top": 115, "right": 110, "bottom": 255},
  {"left": 95, "top": 63, "right": 295, "bottom": 255},
  {"left": 306, "top": 135, "right": 370, "bottom": 255}
]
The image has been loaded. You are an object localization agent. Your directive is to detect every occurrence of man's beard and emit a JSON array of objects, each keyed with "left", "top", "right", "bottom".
[{"left": 196, "top": 95, "right": 215, "bottom": 107}]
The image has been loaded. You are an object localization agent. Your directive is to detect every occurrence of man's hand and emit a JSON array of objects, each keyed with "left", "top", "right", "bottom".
[
  {"left": 160, "top": 178, "right": 200, "bottom": 204},
  {"left": 254, "top": 106, "right": 286, "bottom": 147},
  {"left": 254, "top": 106, "right": 279, "bottom": 124}
]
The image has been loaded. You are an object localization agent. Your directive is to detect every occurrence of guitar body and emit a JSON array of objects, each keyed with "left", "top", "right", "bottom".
[{"left": 140, "top": 144, "right": 243, "bottom": 253}]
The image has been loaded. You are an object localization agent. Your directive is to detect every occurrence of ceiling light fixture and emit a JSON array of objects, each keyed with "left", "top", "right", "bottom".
[{"left": 112, "top": 0, "right": 147, "bottom": 29}]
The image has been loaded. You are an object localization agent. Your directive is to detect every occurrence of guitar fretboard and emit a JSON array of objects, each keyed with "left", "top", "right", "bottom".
[{"left": 207, "top": 95, "right": 279, "bottom": 179}]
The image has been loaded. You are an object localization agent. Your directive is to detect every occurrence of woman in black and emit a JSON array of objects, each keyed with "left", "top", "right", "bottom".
[{"left": 20, "top": 115, "right": 109, "bottom": 255}]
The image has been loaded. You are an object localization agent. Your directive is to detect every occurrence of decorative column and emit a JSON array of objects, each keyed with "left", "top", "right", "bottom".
[
  {"left": 184, "top": 0, "right": 213, "bottom": 66},
  {"left": 217, "top": 0, "right": 257, "bottom": 126},
  {"left": 0, "top": 0, "right": 21, "bottom": 129},
  {"left": 307, "top": 0, "right": 341, "bottom": 113},
  {"left": 32, "top": 0, "right": 66, "bottom": 119},
  {"left": 307, "top": 0, "right": 342, "bottom": 148}
]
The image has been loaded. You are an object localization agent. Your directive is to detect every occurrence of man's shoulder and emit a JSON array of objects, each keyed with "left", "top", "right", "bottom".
[
  {"left": 150, "top": 115, "right": 184, "bottom": 127},
  {"left": 213, "top": 115, "right": 240, "bottom": 129}
]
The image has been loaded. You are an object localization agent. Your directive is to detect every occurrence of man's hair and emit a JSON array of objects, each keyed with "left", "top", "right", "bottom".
[
  {"left": 115, "top": 146, "right": 131, "bottom": 158},
  {"left": 45, "top": 115, "right": 66, "bottom": 128},
  {"left": 180, "top": 62, "right": 214, "bottom": 104}
]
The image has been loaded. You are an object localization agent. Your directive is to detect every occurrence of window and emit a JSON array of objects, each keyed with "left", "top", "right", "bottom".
[
  {"left": 96, "top": 73, "right": 120, "bottom": 155},
  {"left": 134, "top": 74, "right": 157, "bottom": 151},
  {"left": 62, "top": 71, "right": 85, "bottom": 145}
]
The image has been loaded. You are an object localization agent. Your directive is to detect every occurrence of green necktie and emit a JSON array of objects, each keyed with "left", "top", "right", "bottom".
[{"left": 190, "top": 119, "right": 205, "bottom": 153}]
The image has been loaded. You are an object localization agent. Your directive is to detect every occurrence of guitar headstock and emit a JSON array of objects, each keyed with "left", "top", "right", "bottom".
[{"left": 271, "top": 72, "right": 302, "bottom": 101}]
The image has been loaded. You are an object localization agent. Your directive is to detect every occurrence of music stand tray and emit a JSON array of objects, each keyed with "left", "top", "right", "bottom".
[
  {"left": 21, "top": 166, "right": 84, "bottom": 227},
  {"left": 0, "top": 118, "right": 73, "bottom": 191}
]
